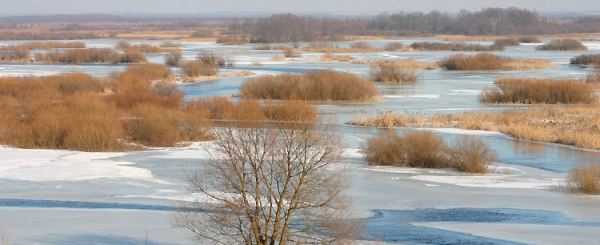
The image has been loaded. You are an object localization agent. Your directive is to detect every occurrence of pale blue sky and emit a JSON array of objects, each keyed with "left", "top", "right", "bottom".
[{"left": 2, "top": 0, "right": 599, "bottom": 15}]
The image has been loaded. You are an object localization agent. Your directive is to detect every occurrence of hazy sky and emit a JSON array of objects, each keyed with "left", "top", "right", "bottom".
[{"left": 2, "top": 0, "right": 599, "bottom": 15}]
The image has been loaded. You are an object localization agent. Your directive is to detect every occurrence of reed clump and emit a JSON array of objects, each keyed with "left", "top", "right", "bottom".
[
  {"left": 364, "top": 132, "right": 496, "bottom": 173},
  {"left": 240, "top": 71, "right": 379, "bottom": 101},
  {"left": 409, "top": 42, "right": 504, "bottom": 51},
  {"left": 536, "top": 39, "right": 588, "bottom": 51},
  {"left": 35, "top": 48, "right": 147, "bottom": 64},
  {"left": 570, "top": 54, "right": 600, "bottom": 66},
  {"left": 369, "top": 61, "right": 418, "bottom": 83},
  {"left": 567, "top": 164, "right": 600, "bottom": 195},
  {"left": 384, "top": 42, "right": 404, "bottom": 51},
  {"left": 480, "top": 78, "right": 596, "bottom": 104},
  {"left": 438, "top": 53, "right": 553, "bottom": 70}
]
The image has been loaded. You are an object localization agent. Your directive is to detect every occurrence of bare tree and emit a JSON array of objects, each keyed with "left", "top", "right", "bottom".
[{"left": 173, "top": 120, "right": 362, "bottom": 244}]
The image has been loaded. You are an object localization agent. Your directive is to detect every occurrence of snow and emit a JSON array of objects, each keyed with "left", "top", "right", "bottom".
[
  {"left": 0, "top": 146, "right": 153, "bottom": 182},
  {"left": 382, "top": 94, "right": 440, "bottom": 99},
  {"left": 411, "top": 174, "right": 561, "bottom": 189}
]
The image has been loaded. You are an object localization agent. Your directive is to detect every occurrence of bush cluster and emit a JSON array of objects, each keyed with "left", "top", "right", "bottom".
[
  {"left": 438, "top": 53, "right": 503, "bottom": 70},
  {"left": 567, "top": 164, "right": 600, "bottom": 195},
  {"left": 480, "top": 78, "right": 596, "bottom": 104},
  {"left": 369, "top": 61, "right": 418, "bottom": 83},
  {"left": 384, "top": 42, "right": 404, "bottom": 51},
  {"left": 409, "top": 42, "right": 504, "bottom": 51},
  {"left": 536, "top": 39, "right": 588, "bottom": 51},
  {"left": 364, "top": 132, "right": 497, "bottom": 173},
  {"left": 35, "top": 48, "right": 147, "bottom": 64},
  {"left": 570, "top": 54, "right": 600, "bottom": 66},
  {"left": 240, "top": 71, "right": 379, "bottom": 101}
]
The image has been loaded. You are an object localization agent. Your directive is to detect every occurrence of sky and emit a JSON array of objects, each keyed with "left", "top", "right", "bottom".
[{"left": 1, "top": 0, "right": 599, "bottom": 15}]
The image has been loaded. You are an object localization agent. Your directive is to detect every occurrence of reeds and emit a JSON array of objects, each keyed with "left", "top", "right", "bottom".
[
  {"left": 480, "top": 78, "right": 596, "bottom": 104},
  {"left": 567, "top": 164, "right": 600, "bottom": 195},
  {"left": 240, "top": 71, "right": 379, "bottom": 101},
  {"left": 438, "top": 53, "right": 553, "bottom": 70},
  {"left": 536, "top": 39, "right": 588, "bottom": 51},
  {"left": 409, "top": 42, "right": 504, "bottom": 51}
]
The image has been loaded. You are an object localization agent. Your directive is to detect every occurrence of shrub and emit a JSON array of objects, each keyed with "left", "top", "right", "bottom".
[
  {"left": 350, "top": 41, "right": 373, "bottom": 50},
  {"left": 283, "top": 48, "right": 301, "bottom": 58},
  {"left": 567, "top": 164, "right": 600, "bottom": 194},
  {"left": 196, "top": 52, "right": 234, "bottom": 67},
  {"left": 181, "top": 61, "right": 220, "bottom": 78},
  {"left": 263, "top": 100, "right": 317, "bottom": 122},
  {"left": 480, "top": 78, "right": 595, "bottom": 104},
  {"left": 448, "top": 137, "right": 498, "bottom": 173},
  {"left": 570, "top": 54, "right": 600, "bottom": 66},
  {"left": 122, "top": 104, "right": 182, "bottom": 147},
  {"left": 536, "top": 39, "right": 588, "bottom": 51},
  {"left": 165, "top": 52, "right": 183, "bottom": 66},
  {"left": 0, "top": 49, "right": 30, "bottom": 62},
  {"left": 438, "top": 53, "right": 503, "bottom": 70},
  {"left": 190, "top": 29, "right": 214, "bottom": 38},
  {"left": 35, "top": 48, "right": 147, "bottom": 64},
  {"left": 384, "top": 42, "right": 404, "bottom": 51},
  {"left": 370, "top": 61, "right": 418, "bottom": 83},
  {"left": 240, "top": 71, "right": 379, "bottom": 101},
  {"left": 517, "top": 36, "right": 541, "bottom": 43},
  {"left": 409, "top": 42, "right": 503, "bottom": 51},
  {"left": 159, "top": 41, "right": 181, "bottom": 48},
  {"left": 364, "top": 134, "right": 406, "bottom": 166},
  {"left": 492, "top": 38, "right": 520, "bottom": 47},
  {"left": 404, "top": 132, "right": 448, "bottom": 168}
]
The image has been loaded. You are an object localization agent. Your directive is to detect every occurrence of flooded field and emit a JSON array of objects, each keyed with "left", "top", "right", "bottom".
[{"left": 1, "top": 38, "right": 600, "bottom": 244}]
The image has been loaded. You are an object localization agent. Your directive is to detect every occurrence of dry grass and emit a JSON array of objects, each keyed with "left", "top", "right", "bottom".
[
  {"left": 363, "top": 132, "right": 496, "bottom": 172},
  {"left": 321, "top": 53, "right": 354, "bottom": 62},
  {"left": 283, "top": 48, "right": 301, "bottom": 58},
  {"left": 567, "top": 164, "right": 600, "bottom": 195},
  {"left": 369, "top": 61, "right": 419, "bottom": 83},
  {"left": 271, "top": 54, "right": 286, "bottom": 61},
  {"left": 492, "top": 38, "right": 520, "bottom": 47},
  {"left": 448, "top": 136, "right": 498, "bottom": 173},
  {"left": 410, "top": 42, "right": 504, "bottom": 51},
  {"left": 35, "top": 48, "right": 147, "bottom": 64},
  {"left": 351, "top": 105, "right": 600, "bottom": 150},
  {"left": 570, "top": 54, "right": 600, "bottom": 66},
  {"left": 437, "top": 35, "right": 504, "bottom": 42},
  {"left": 480, "top": 78, "right": 596, "bottom": 104},
  {"left": 517, "top": 36, "right": 541, "bottom": 43},
  {"left": 536, "top": 39, "right": 588, "bottom": 51},
  {"left": 240, "top": 71, "right": 379, "bottom": 101},
  {"left": 3, "top": 41, "right": 86, "bottom": 50},
  {"left": 303, "top": 42, "right": 382, "bottom": 53},
  {"left": 0, "top": 64, "right": 216, "bottom": 151},
  {"left": 180, "top": 61, "right": 220, "bottom": 80},
  {"left": 439, "top": 53, "right": 554, "bottom": 71},
  {"left": 384, "top": 42, "right": 404, "bottom": 51}
]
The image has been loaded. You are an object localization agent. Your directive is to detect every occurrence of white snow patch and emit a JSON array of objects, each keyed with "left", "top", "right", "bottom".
[
  {"left": 0, "top": 146, "right": 153, "bottom": 182},
  {"left": 411, "top": 174, "right": 561, "bottom": 189}
]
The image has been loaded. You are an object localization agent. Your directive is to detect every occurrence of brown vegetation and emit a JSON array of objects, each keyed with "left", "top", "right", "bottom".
[
  {"left": 116, "top": 41, "right": 179, "bottom": 54},
  {"left": 35, "top": 48, "right": 147, "bottom": 64},
  {"left": 0, "top": 32, "right": 100, "bottom": 41},
  {"left": 409, "top": 42, "right": 504, "bottom": 51},
  {"left": 370, "top": 61, "right": 418, "bottom": 83},
  {"left": 2, "top": 41, "right": 86, "bottom": 50},
  {"left": 536, "top": 39, "right": 588, "bottom": 51},
  {"left": 0, "top": 65, "right": 212, "bottom": 151},
  {"left": 480, "top": 78, "right": 596, "bottom": 104},
  {"left": 164, "top": 52, "right": 183, "bottom": 66},
  {"left": 303, "top": 42, "right": 382, "bottom": 53},
  {"left": 570, "top": 54, "right": 600, "bottom": 66},
  {"left": 180, "top": 61, "right": 220, "bottom": 79},
  {"left": 351, "top": 106, "right": 600, "bottom": 150},
  {"left": 438, "top": 53, "right": 553, "bottom": 70},
  {"left": 384, "top": 42, "right": 404, "bottom": 51},
  {"left": 364, "top": 132, "right": 496, "bottom": 173},
  {"left": 196, "top": 52, "right": 235, "bottom": 67},
  {"left": 240, "top": 71, "right": 379, "bottom": 101},
  {"left": 0, "top": 50, "right": 30, "bottom": 62},
  {"left": 517, "top": 36, "right": 541, "bottom": 43},
  {"left": 321, "top": 53, "right": 354, "bottom": 62},
  {"left": 567, "top": 164, "right": 600, "bottom": 195},
  {"left": 492, "top": 38, "right": 520, "bottom": 47},
  {"left": 283, "top": 48, "right": 301, "bottom": 58}
]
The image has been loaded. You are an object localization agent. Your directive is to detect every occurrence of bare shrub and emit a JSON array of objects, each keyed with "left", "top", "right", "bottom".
[
  {"left": 283, "top": 48, "right": 301, "bottom": 58},
  {"left": 240, "top": 71, "right": 379, "bottom": 101},
  {"left": 448, "top": 137, "right": 498, "bottom": 173},
  {"left": 384, "top": 42, "right": 404, "bottom": 51},
  {"left": 35, "top": 48, "right": 147, "bottom": 64},
  {"left": 517, "top": 36, "right": 541, "bottom": 43},
  {"left": 122, "top": 104, "right": 182, "bottom": 147},
  {"left": 410, "top": 42, "right": 503, "bottom": 51},
  {"left": 321, "top": 53, "right": 354, "bottom": 62},
  {"left": 263, "top": 100, "right": 317, "bottom": 122},
  {"left": 370, "top": 61, "right": 418, "bottom": 83},
  {"left": 190, "top": 29, "right": 214, "bottom": 38},
  {"left": 492, "top": 38, "right": 520, "bottom": 47},
  {"left": 159, "top": 41, "right": 181, "bottom": 48},
  {"left": 439, "top": 53, "right": 503, "bottom": 70},
  {"left": 350, "top": 41, "right": 373, "bottom": 50},
  {"left": 404, "top": 131, "right": 448, "bottom": 168},
  {"left": 536, "top": 39, "right": 588, "bottom": 51},
  {"left": 0, "top": 49, "right": 30, "bottom": 62},
  {"left": 181, "top": 61, "right": 219, "bottom": 78},
  {"left": 567, "top": 164, "right": 600, "bottom": 194},
  {"left": 570, "top": 54, "right": 600, "bottom": 66},
  {"left": 480, "top": 78, "right": 595, "bottom": 104},
  {"left": 164, "top": 52, "right": 182, "bottom": 66},
  {"left": 364, "top": 134, "right": 406, "bottom": 166}
]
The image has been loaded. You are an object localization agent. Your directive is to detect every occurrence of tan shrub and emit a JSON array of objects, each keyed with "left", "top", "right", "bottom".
[
  {"left": 567, "top": 164, "right": 600, "bottom": 194},
  {"left": 448, "top": 137, "right": 498, "bottom": 173},
  {"left": 364, "top": 134, "right": 406, "bottom": 166}
]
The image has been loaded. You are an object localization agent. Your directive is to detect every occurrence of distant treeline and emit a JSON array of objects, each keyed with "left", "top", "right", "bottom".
[{"left": 227, "top": 8, "right": 600, "bottom": 43}]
